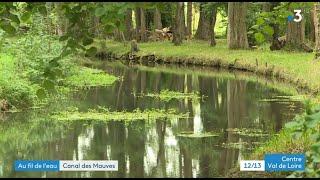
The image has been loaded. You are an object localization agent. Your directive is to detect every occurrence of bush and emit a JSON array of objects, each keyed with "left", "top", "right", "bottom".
[
  {"left": 0, "top": 80, "right": 37, "bottom": 109},
  {"left": 0, "top": 53, "right": 38, "bottom": 109}
]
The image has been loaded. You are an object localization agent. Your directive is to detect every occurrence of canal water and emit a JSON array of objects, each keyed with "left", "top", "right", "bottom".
[{"left": 0, "top": 61, "right": 304, "bottom": 178}]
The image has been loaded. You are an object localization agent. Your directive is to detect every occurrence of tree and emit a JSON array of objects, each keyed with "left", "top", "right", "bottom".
[
  {"left": 154, "top": 7, "right": 162, "bottom": 30},
  {"left": 227, "top": 2, "right": 249, "bottom": 49},
  {"left": 285, "top": 5, "right": 305, "bottom": 50},
  {"left": 181, "top": 2, "right": 186, "bottom": 39},
  {"left": 124, "top": 8, "right": 133, "bottom": 41},
  {"left": 314, "top": 3, "right": 320, "bottom": 60},
  {"left": 210, "top": 7, "right": 217, "bottom": 46},
  {"left": 134, "top": 7, "right": 141, "bottom": 40},
  {"left": 268, "top": 2, "right": 282, "bottom": 51},
  {"left": 173, "top": 2, "right": 183, "bottom": 45},
  {"left": 310, "top": 7, "right": 316, "bottom": 42},
  {"left": 186, "top": 2, "right": 192, "bottom": 38},
  {"left": 139, "top": 8, "right": 147, "bottom": 42},
  {"left": 195, "top": 3, "right": 211, "bottom": 40}
]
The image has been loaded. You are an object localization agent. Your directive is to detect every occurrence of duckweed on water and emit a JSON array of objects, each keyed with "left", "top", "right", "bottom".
[
  {"left": 259, "top": 95, "right": 305, "bottom": 103},
  {"left": 226, "top": 128, "right": 270, "bottom": 137},
  {"left": 51, "top": 107, "right": 189, "bottom": 122},
  {"left": 177, "top": 131, "right": 221, "bottom": 138},
  {"left": 66, "top": 67, "right": 118, "bottom": 87},
  {"left": 216, "top": 142, "right": 255, "bottom": 150},
  {"left": 143, "top": 89, "right": 203, "bottom": 102}
]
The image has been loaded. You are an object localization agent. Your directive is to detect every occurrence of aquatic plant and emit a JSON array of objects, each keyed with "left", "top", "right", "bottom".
[
  {"left": 216, "top": 142, "right": 256, "bottom": 150},
  {"left": 226, "top": 128, "right": 270, "bottom": 138},
  {"left": 65, "top": 67, "right": 119, "bottom": 88},
  {"left": 51, "top": 107, "right": 189, "bottom": 123},
  {"left": 143, "top": 89, "right": 203, "bottom": 102},
  {"left": 177, "top": 131, "right": 221, "bottom": 138}
]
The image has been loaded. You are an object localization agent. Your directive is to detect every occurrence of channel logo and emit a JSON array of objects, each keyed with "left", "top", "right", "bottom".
[{"left": 288, "top": 10, "right": 302, "bottom": 22}]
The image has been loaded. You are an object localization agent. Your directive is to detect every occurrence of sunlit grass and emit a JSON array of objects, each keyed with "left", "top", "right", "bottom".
[{"left": 106, "top": 39, "right": 319, "bottom": 92}]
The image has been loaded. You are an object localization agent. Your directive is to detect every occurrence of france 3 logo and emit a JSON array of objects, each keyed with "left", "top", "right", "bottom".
[{"left": 288, "top": 10, "right": 302, "bottom": 23}]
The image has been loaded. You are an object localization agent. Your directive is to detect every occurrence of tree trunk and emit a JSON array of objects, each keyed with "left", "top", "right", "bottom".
[
  {"left": 269, "top": 2, "right": 282, "bottom": 51},
  {"left": 195, "top": 3, "right": 211, "bottom": 40},
  {"left": 311, "top": 8, "right": 315, "bottom": 42},
  {"left": 227, "top": 2, "right": 249, "bottom": 49},
  {"left": 181, "top": 2, "right": 186, "bottom": 39},
  {"left": 154, "top": 7, "right": 162, "bottom": 30},
  {"left": 210, "top": 8, "right": 218, "bottom": 46},
  {"left": 186, "top": 2, "right": 192, "bottom": 38},
  {"left": 286, "top": 6, "right": 305, "bottom": 50},
  {"left": 135, "top": 8, "right": 141, "bottom": 41},
  {"left": 173, "top": 2, "right": 183, "bottom": 45},
  {"left": 145, "top": 9, "right": 153, "bottom": 31},
  {"left": 140, "top": 8, "right": 147, "bottom": 42},
  {"left": 113, "top": 28, "right": 122, "bottom": 42},
  {"left": 125, "top": 9, "right": 133, "bottom": 41},
  {"left": 314, "top": 3, "right": 320, "bottom": 60}
]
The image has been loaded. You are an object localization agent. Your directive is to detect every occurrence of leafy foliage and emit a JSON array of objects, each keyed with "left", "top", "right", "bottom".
[
  {"left": 285, "top": 100, "right": 320, "bottom": 177},
  {"left": 248, "top": 2, "right": 314, "bottom": 45}
]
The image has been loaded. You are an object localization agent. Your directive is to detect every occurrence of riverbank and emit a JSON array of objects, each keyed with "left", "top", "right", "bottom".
[
  {"left": 101, "top": 39, "right": 320, "bottom": 178},
  {"left": 100, "top": 39, "right": 320, "bottom": 96}
]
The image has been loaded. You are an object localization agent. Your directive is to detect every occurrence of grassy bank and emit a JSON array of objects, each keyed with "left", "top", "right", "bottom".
[{"left": 103, "top": 39, "right": 320, "bottom": 95}]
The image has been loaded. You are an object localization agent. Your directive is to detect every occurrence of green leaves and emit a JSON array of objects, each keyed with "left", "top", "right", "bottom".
[
  {"left": 37, "top": 5, "right": 47, "bottom": 16},
  {"left": 0, "top": 22, "right": 16, "bottom": 35},
  {"left": 86, "top": 47, "right": 97, "bottom": 56},
  {"left": 305, "top": 112, "right": 320, "bottom": 129},
  {"left": 264, "top": 25, "right": 274, "bottom": 36},
  {"left": 285, "top": 120, "right": 301, "bottom": 129},
  {"left": 36, "top": 88, "right": 46, "bottom": 100},
  {"left": 20, "top": 11, "right": 31, "bottom": 22},
  {"left": 8, "top": 13, "right": 20, "bottom": 24},
  {"left": 82, "top": 36, "right": 94, "bottom": 46},
  {"left": 59, "top": 35, "right": 69, "bottom": 41},
  {"left": 254, "top": 32, "right": 265, "bottom": 44},
  {"left": 256, "top": 17, "right": 265, "bottom": 25},
  {"left": 284, "top": 99, "right": 320, "bottom": 177},
  {"left": 95, "top": 7, "right": 106, "bottom": 17},
  {"left": 66, "top": 38, "right": 78, "bottom": 49},
  {"left": 43, "top": 79, "right": 55, "bottom": 92}
]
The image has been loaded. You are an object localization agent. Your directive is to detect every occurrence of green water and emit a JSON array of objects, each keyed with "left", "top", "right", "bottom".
[{"left": 0, "top": 61, "right": 303, "bottom": 178}]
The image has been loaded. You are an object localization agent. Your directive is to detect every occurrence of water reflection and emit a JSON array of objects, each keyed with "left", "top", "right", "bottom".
[{"left": 0, "top": 62, "right": 303, "bottom": 178}]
